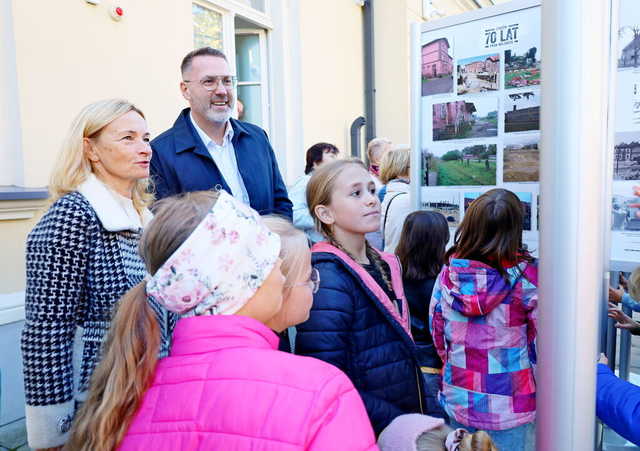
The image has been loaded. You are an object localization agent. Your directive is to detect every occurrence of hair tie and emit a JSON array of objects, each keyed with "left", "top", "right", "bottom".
[{"left": 445, "top": 428, "right": 468, "bottom": 451}]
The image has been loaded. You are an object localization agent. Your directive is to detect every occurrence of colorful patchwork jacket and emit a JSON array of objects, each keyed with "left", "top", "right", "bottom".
[{"left": 429, "top": 257, "right": 538, "bottom": 431}]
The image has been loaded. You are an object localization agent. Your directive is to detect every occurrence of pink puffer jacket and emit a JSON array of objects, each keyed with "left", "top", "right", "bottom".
[{"left": 118, "top": 315, "right": 378, "bottom": 451}]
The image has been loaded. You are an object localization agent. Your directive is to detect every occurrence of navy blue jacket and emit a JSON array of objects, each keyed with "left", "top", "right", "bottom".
[
  {"left": 150, "top": 108, "right": 292, "bottom": 218},
  {"left": 596, "top": 363, "right": 640, "bottom": 445},
  {"left": 295, "top": 244, "right": 424, "bottom": 436},
  {"left": 403, "top": 277, "right": 442, "bottom": 369}
]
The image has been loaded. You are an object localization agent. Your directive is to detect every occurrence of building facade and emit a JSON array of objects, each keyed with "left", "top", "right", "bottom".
[{"left": 422, "top": 37, "right": 453, "bottom": 78}]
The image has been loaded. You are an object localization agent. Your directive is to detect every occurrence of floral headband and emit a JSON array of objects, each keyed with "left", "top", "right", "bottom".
[{"left": 145, "top": 191, "right": 281, "bottom": 316}]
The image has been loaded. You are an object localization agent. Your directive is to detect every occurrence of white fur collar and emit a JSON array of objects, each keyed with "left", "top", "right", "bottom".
[{"left": 77, "top": 174, "right": 153, "bottom": 232}]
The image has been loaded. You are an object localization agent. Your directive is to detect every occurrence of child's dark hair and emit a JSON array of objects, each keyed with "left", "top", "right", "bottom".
[
  {"left": 447, "top": 188, "right": 531, "bottom": 278},
  {"left": 304, "top": 142, "right": 339, "bottom": 174},
  {"left": 396, "top": 211, "right": 449, "bottom": 280}
]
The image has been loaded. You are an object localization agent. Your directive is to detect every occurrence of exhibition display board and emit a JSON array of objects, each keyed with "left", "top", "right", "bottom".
[
  {"left": 413, "top": 0, "right": 541, "bottom": 253},
  {"left": 611, "top": 0, "right": 640, "bottom": 265}
]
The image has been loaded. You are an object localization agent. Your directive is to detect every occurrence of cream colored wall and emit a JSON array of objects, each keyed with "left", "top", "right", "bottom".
[
  {"left": 1, "top": 0, "right": 195, "bottom": 295},
  {"left": 297, "top": 0, "right": 364, "bottom": 167},
  {"left": 11, "top": 0, "right": 193, "bottom": 187},
  {"left": 373, "top": 0, "right": 420, "bottom": 147}
]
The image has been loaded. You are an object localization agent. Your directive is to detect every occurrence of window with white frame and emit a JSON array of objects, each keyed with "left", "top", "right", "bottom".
[{"left": 191, "top": 1, "right": 271, "bottom": 133}]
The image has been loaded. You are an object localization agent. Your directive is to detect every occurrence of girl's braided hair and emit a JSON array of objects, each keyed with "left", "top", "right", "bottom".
[{"left": 306, "top": 159, "right": 394, "bottom": 294}]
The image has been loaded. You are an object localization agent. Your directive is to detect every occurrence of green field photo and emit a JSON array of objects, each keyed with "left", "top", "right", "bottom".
[
  {"left": 437, "top": 159, "right": 496, "bottom": 185},
  {"left": 423, "top": 144, "right": 497, "bottom": 186}
]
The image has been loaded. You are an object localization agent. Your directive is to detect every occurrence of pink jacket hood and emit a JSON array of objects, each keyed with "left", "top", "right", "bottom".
[
  {"left": 119, "top": 315, "right": 378, "bottom": 451},
  {"left": 439, "top": 257, "right": 538, "bottom": 318}
]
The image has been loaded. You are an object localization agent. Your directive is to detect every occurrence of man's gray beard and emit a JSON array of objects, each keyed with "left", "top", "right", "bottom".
[{"left": 206, "top": 108, "right": 232, "bottom": 124}]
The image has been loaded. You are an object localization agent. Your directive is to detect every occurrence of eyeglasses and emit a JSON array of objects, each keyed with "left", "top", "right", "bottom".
[
  {"left": 183, "top": 75, "right": 237, "bottom": 91},
  {"left": 289, "top": 268, "right": 320, "bottom": 294}
]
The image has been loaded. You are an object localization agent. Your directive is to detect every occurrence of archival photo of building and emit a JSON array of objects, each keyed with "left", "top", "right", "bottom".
[
  {"left": 422, "top": 37, "right": 454, "bottom": 96},
  {"left": 617, "top": 0, "right": 640, "bottom": 69},
  {"left": 456, "top": 53, "right": 500, "bottom": 94},
  {"left": 421, "top": 189, "right": 461, "bottom": 227},
  {"left": 505, "top": 45, "right": 541, "bottom": 89},
  {"left": 504, "top": 91, "right": 540, "bottom": 133},
  {"left": 613, "top": 131, "right": 640, "bottom": 180},
  {"left": 432, "top": 97, "right": 498, "bottom": 141}
]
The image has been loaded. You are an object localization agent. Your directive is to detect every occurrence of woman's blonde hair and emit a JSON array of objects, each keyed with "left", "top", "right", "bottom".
[
  {"left": 306, "top": 158, "right": 394, "bottom": 293},
  {"left": 49, "top": 98, "right": 153, "bottom": 212},
  {"left": 416, "top": 424, "right": 498, "bottom": 451},
  {"left": 262, "top": 216, "right": 309, "bottom": 294},
  {"left": 379, "top": 146, "right": 410, "bottom": 184},
  {"left": 65, "top": 191, "right": 219, "bottom": 451},
  {"left": 629, "top": 267, "right": 640, "bottom": 302}
]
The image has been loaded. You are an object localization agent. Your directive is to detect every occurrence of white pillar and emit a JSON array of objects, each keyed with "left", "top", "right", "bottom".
[
  {"left": 0, "top": 0, "right": 23, "bottom": 186},
  {"left": 537, "top": 0, "right": 613, "bottom": 449}
]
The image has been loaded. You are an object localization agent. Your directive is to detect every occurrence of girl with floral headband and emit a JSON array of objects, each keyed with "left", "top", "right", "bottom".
[
  {"left": 296, "top": 159, "right": 424, "bottom": 436},
  {"left": 65, "top": 190, "right": 377, "bottom": 451}
]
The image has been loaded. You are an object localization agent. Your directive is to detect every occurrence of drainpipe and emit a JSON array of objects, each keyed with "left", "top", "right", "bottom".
[
  {"left": 350, "top": 116, "right": 366, "bottom": 158},
  {"left": 363, "top": 0, "right": 376, "bottom": 149}
]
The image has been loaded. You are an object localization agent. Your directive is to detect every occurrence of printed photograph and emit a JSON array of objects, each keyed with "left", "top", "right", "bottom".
[
  {"left": 617, "top": 0, "right": 640, "bottom": 70},
  {"left": 613, "top": 131, "right": 640, "bottom": 180},
  {"left": 422, "top": 37, "right": 454, "bottom": 96},
  {"left": 433, "top": 97, "right": 498, "bottom": 141},
  {"left": 504, "top": 46, "right": 541, "bottom": 89},
  {"left": 612, "top": 183, "right": 640, "bottom": 231},
  {"left": 423, "top": 144, "right": 497, "bottom": 186},
  {"left": 503, "top": 136, "right": 540, "bottom": 182},
  {"left": 464, "top": 192, "right": 482, "bottom": 212},
  {"left": 516, "top": 192, "right": 533, "bottom": 231},
  {"left": 504, "top": 91, "right": 540, "bottom": 133},
  {"left": 464, "top": 191, "right": 531, "bottom": 231},
  {"left": 456, "top": 53, "right": 500, "bottom": 94},
  {"left": 421, "top": 190, "right": 461, "bottom": 227}
]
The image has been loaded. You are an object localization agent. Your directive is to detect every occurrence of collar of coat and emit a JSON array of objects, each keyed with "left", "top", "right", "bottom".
[
  {"left": 77, "top": 174, "right": 152, "bottom": 232},
  {"left": 173, "top": 108, "right": 250, "bottom": 155},
  {"left": 311, "top": 241, "right": 412, "bottom": 337}
]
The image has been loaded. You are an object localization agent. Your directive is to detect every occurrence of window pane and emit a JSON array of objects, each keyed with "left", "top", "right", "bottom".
[
  {"left": 235, "top": 34, "right": 261, "bottom": 82},
  {"left": 237, "top": 85, "right": 262, "bottom": 126},
  {"left": 236, "top": 0, "right": 266, "bottom": 13},
  {"left": 193, "top": 3, "right": 223, "bottom": 50}
]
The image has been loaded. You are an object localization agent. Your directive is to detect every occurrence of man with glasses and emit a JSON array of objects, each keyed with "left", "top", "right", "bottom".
[{"left": 150, "top": 47, "right": 292, "bottom": 218}]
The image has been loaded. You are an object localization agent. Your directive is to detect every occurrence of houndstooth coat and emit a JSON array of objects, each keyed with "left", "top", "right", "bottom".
[{"left": 20, "top": 175, "right": 159, "bottom": 449}]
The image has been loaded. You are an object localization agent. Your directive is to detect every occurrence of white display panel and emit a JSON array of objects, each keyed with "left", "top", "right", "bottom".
[
  {"left": 610, "top": 0, "right": 640, "bottom": 264},
  {"left": 415, "top": 1, "right": 541, "bottom": 254}
]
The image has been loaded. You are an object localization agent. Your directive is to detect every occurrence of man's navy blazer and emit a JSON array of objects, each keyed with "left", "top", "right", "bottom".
[{"left": 150, "top": 108, "right": 293, "bottom": 218}]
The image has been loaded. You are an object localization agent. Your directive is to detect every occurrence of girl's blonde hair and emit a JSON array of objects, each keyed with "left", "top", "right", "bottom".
[
  {"left": 50, "top": 98, "right": 153, "bottom": 212},
  {"left": 65, "top": 191, "right": 219, "bottom": 451},
  {"left": 306, "top": 159, "right": 394, "bottom": 293},
  {"left": 262, "top": 216, "right": 309, "bottom": 294},
  {"left": 379, "top": 146, "right": 410, "bottom": 184},
  {"left": 416, "top": 425, "right": 498, "bottom": 451}
]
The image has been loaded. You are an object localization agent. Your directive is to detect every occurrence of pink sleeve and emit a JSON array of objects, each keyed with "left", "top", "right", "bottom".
[
  {"left": 429, "top": 279, "right": 447, "bottom": 365},
  {"left": 307, "top": 373, "right": 379, "bottom": 451}
]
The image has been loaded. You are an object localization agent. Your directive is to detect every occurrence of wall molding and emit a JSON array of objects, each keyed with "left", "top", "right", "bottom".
[
  {"left": 0, "top": 197, "right": 48, "bottom": 221},
  {"left": 0, "top": 291, "right": 25, "bottom": 325}
]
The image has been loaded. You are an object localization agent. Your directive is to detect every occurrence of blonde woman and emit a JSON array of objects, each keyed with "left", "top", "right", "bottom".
[
  {"left": 21, "top": 99, "right": 155, "bottom": 450},
  {"left": 379, "top": 147, "right": 412, "bottom": 253}
]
